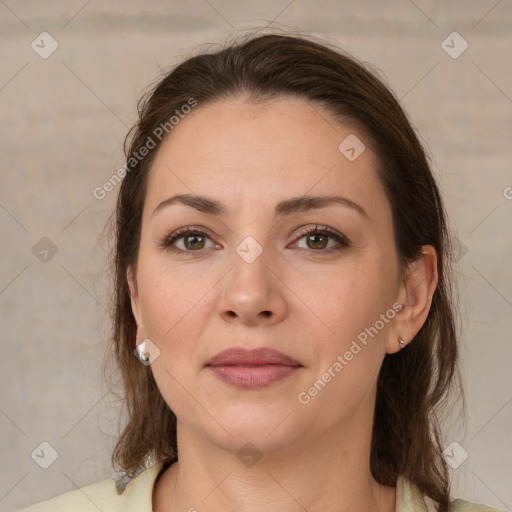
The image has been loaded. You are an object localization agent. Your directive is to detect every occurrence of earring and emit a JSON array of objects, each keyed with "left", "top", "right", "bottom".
[
  {"left": 135, "top": 339, "right": 151, "bottom": 365},
  {"left": 398, "top": 336, "right": 405, "bottom": 350}
]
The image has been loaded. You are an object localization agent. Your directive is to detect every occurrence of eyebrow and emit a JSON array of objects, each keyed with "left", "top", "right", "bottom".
[{"left": 152, "top": 193, "right": 369, "bottom": 220}]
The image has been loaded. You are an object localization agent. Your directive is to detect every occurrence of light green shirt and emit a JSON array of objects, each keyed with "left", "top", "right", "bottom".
[{"left": 18, "top": 462, "right": 505, "bottom": 512}]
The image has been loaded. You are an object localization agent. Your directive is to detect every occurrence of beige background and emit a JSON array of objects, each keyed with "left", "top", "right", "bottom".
[{"left": 1, "top": 1, "right": 511, "bottom": 511}]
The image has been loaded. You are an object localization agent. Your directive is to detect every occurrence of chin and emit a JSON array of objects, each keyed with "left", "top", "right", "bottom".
[{"left": 201, "top": 403, "right": 305, "bottom": 454}]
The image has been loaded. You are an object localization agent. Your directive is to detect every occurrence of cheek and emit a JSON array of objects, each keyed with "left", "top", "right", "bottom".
[
  {"left": 311, "top": 257, "right": 390, "bottom": 339},
  {"left": 136, "top": 262, "right": 210, "bottom": 416},
  {"left": 305, "top": 255, "right": 396, "bottom": 403},
  {"left": 298, "top": 269, "right": 393, "bottom": 425},
  {"left": 136, "top": 272, "right": 201, "bottom": 391},
  {"left": 137, "top": 255, "right": 211, "bottom": 337}
]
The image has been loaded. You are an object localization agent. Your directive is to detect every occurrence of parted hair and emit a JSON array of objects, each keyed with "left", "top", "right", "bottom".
[{"left": 103, "top": 29, "right": 464, "bottom": 512}]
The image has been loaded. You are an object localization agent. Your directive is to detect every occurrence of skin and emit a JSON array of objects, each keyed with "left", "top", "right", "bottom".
[{"left": 127, "top": 96, "right": 438, "bottom": 512}]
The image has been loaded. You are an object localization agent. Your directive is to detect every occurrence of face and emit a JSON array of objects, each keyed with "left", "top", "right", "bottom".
[{"left": 128, "top": 96, "right": 405, "bottom": 454}]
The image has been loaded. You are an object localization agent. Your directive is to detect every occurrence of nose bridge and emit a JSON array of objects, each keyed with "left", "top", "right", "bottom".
[
  {"left": 218, "top": 230, "right": 287, "bottom": 324},
  {"left": 229, "top": 232, "right": 273, "bottom": 293},
  {"left": 227, "top": 198, "right": 273, "bottom": 268}
]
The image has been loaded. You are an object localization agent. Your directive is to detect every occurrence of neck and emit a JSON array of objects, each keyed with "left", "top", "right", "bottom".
[{"left": 153, "top": 399, "right": 396, "bottom": 512}]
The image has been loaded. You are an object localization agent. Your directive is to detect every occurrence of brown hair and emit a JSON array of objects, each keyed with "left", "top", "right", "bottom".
[{"left": 104, "top": 29, "right": 464, "bottom": 510}]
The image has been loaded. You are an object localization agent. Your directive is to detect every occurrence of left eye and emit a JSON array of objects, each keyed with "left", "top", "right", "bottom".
[{"left": 291, "top": 225, "right": 350, "bottom": 253}]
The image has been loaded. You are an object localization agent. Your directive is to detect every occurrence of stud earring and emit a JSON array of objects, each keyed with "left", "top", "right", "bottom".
[
  {"left": 135, "top": 339, "right": 151, "bottom": 365},
  {"left": 398, "top": 336, "right": 405, "bottom": 350}
]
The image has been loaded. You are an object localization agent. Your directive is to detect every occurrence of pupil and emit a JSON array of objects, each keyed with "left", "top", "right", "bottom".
[
  {"left": 187, "top": 235, "right": 203, "bottom": 249},
  {"left": 309, "top": 234, "right": 326, "bottom": 249}
]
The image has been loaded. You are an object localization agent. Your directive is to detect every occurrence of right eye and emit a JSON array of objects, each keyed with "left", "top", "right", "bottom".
[{"left": 159, "top": 226, "right": 221, "bottom": 255}]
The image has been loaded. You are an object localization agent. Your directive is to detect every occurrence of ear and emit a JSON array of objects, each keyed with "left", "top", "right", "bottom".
[
  {"left": 127, "top": 266, "right": 144, "bottom": 334},
  {"left": 386, "top": 245, "right": 439, "bottom": 354}
]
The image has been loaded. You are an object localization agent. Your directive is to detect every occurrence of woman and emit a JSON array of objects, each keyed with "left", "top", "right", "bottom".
[{"left": 20, "top": 31, "right": 505, "bottom": 512}]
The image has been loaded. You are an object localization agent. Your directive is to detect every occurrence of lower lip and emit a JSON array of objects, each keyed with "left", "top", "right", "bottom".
[{"left": 207, "top": 365, "right": 301, "bottom": 389}]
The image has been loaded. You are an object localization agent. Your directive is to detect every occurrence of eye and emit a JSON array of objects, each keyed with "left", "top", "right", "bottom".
[
  {"left": 159, "top": 224, "right": 350, "bottom": 256},
  {"left": 290, "top": 224, "right": 350, "bottom": 254},
  {"left": 159, "top": 226, "right": 220, "bottom": 255}
]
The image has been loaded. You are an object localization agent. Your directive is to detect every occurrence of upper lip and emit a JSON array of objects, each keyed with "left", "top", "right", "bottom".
[{"left": 206, "top": 347, "right": 301, "bottom": 367}]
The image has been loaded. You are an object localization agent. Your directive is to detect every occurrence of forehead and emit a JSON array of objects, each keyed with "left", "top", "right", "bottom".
[{"left": 143, "top": 96, "right": 388, "bottom": 222}]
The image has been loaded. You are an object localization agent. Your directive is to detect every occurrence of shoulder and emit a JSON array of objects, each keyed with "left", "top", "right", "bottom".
[
  {"left": 398, "top": 475, "right": 506, "bottom": 512},
  {"left": 18, "top": 477, "right": 119, "bottom": 512},
  {"left": 18, "top": 463, "right": 162, "bottom": 512},
  {"left": 448, "top": 498, "right": 507, "bottom": 512}
]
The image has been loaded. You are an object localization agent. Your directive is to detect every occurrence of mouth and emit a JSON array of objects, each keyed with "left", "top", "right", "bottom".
[{"left": 205, "top": 347, "right": 302, "bottom": 389}]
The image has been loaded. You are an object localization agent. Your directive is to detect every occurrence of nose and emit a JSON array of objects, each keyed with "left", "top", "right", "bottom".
[{"left": 217, "top": 245, "right": 288, "bottom": 326}]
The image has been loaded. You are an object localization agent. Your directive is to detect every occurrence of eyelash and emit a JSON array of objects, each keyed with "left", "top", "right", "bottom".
[{"left": 159, "top": 224, "right": 350, "bottom": 257}]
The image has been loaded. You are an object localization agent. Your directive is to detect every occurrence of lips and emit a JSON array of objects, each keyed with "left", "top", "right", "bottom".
[
  {"left": 206, "top": 347, "right": 300, "bottom": 367},
  {"left": 205, "top": 347, "right": 302, "bottom": 389}
]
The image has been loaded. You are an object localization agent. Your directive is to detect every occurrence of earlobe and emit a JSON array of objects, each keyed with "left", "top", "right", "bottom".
[{"left": 386, "top": 245, "right": 439, "bottom": 354}]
